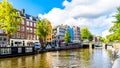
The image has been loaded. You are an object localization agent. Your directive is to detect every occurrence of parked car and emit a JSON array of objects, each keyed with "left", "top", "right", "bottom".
[{"left": 34, "top": 43, "right": 41, "bottom": 50}]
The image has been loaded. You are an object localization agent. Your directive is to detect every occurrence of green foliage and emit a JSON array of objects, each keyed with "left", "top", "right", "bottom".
[
  {"left": 35, "top": 18, "right": 51, "bottom": 46},
  {"left": 106, "top": 33, "right": 120, "bottom": 42},
  {"left": 64, "top": 30, "right": 71, "bottom": 43},
  {"left": 0, "top": 0, "right": 22, "bottom": 36},
  {"left": 106, "top": 34, "right": 114, "bottom": 42},
  {"left": 110, "top": 22, "right": 120, "bottom": 33},
  {"left": 80, "top": 27, "right": 93, "bottom": 41},
  {"left": 0, "top": 0, "right": 22, "bottom": 44},
  {"left": 112, "top": 7, "right": 120, "bottom": 23},
  {"left": 97, "top": 36, "right": 105, "bottom": 42},
  {"left": 108, "top": 7, "right": 120, "bottom": 42}
]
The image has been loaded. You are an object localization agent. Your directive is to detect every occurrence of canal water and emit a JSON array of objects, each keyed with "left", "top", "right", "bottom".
[{"left": 0, "top": 48, "right": 113, "bottom": 68}]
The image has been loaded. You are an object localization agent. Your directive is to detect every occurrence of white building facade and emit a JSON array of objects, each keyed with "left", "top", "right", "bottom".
[
  {"left": 57, "top": 26, "right": 66, "bottom": 41},
  {"left": 72, "top": 26, "right": 81, "bottom": 43}
]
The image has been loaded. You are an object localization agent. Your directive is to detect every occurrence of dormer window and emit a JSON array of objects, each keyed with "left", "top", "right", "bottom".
[{"left": 30, "top": 16, "right": 33, "bottom": 20}]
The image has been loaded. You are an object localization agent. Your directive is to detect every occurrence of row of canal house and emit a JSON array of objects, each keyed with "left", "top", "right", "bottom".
[
  {"left": 0, "top": 9, "right": 81, "bottom": 47},
  {"left": 0, "top": 9, "right": 52, "bottom": 47},
  {"left": 52, "top": 25, "right": 81, "bottom": 44}
]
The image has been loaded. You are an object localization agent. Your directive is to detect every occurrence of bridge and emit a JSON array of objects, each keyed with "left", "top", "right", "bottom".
[{"left": 82, "top": 42, "right": 119, "bottom": 49}]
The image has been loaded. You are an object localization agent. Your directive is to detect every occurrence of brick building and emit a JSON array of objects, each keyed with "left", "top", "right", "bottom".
[
  {"left": 0, "top": 9, "right": 39, "bottom": 46},
  {"left": 0, "top": 29, "right": 7, "bottom": 46}
]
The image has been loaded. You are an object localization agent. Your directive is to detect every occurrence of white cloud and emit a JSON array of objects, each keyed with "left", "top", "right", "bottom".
[
  {"left": 65, "top": 0, "right": 120, "bottom": 18},
  {"left": 38, "top": 0, "right": 120, "bottom": 37},
  {"left": 102, "top": 30, "right": 111, "bottom": 38},
  {"left": 39, "top": 8, "right": 69, "bottom": 26}
]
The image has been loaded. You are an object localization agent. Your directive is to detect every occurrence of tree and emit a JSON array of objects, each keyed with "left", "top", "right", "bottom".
[
  {"left": 106, "top": 34, "right": 114, "bottom": 42},
  {"left": 64, "top": 30, "right": 71, "bottom": 43},
  {"left": 97, "top": 36, "right": 106, "bottom": 42},
  {"left": 106, "top": 33, "right": 120, "bottom": 42},
  {"left": 108, "top": 7, "right": 120, "bottom": 42},
  {"left": 0, "top": 0, "right": 22, "bottom": 45},
  {"left": 35, "top": 18, "right": 51, "bottom": 48},
  {"left": 80, "top": 27, "right": 93, "bottom": 41}
]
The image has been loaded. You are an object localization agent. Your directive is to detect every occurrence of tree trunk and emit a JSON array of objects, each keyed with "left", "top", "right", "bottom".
[
  {"left": 39, "top": 38, "right": 43, "bottom": 46},
  {"left": 43, "top": 37, "right": 46, "bottom": 47}
]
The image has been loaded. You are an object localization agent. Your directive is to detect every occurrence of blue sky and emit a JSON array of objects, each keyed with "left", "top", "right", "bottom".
[
  {"left": 1, "top": 0, "right": 120, "bottom": 37},
  {"left": 7, "top": 0, "right": 71, "bottom": 16}
]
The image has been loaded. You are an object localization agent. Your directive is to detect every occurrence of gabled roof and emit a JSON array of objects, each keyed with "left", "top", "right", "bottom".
[{"left": 19, "top": 9, "right": 38, "bottom": 21}]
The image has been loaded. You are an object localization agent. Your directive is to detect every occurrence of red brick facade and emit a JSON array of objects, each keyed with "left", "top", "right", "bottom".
[
  {"left": 12, "top": 18, "right": 37, "bottom": 40},
  {"left": 0, "top": 9, "right": 39, "bottom": 46}
]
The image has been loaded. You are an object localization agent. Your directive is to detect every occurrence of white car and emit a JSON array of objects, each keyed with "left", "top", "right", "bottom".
[{"left": 34, "top": 43, "right": 41, "bottom": 49}]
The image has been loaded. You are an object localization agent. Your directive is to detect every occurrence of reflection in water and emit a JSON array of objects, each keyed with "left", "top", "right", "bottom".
[{"left": 0, "top": 48, "right": 112, "bottom": 68}]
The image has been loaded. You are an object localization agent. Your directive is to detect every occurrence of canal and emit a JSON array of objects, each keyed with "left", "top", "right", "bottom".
[{"left": 0, "top": 48, "right": 113, "bottom": 68}]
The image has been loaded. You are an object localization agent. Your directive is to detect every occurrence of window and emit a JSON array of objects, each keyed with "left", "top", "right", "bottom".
[
  {"left": 34, "top": 23, "right": 36, "bottom": 27},
  {"left": 27, "top": 21, "right": 29, "bottom": 26},
  {"left": 27, "top": 34, "right": 32, "bottom": 40},
  {"left": 29, "top": 34, "right": 32, "bottom": 39},
  {"left": 0, "top": 29, "right": 3, "bottom": 33},
  {"left": 0, "top": 37, "right": 2, "bottom": 41},
  {"left": 34, "top": 29, "right": 36, "bottom": 33},
  {"left": 37, "top": 36, "right": 39, "bottom": 39},
  {"left": 30, "top": 35, "right": 33, "bottom": 39},
  {"left": 12, "top": 34, "right": 16, "bottom": 38},
  {"left": 22, "top": 20, "right": 24, "bottom": 24},
  {"left": 34, "top": 35, "right": 36, "bottom": 40},
  {"left": 21, "top": 26, "right": 24, "bottom": 31},
  {"left": 21, "top": 33, "right": 24, "bottom": 39},
  {"left": 17, "top": 33, "right": 20, "bottom": 38},
  {"left": 3, "top": 37, "right": 7, "bottom": 41},
  {"left": 33, "top": 35, "right": 35, "bottom": 40},
  {"left": 30, "top": 28, "right": 32, "bottom": 33},
  {"left": 27, "top": 27, "right": 29, "bottom": 32},
  {"left": 27, "top": 35, "right": 29, "bottom": 39},
  {"left": 18, "top": 26, "right": 20, "bottom": 31},
  {"left": 30, "top": 22, "right": 32, "bottom": 26},
  {"left": 30, "top": 17, "right": 33, "bottom": 20},
  {"left": 29, "top": 34, "right": 31, "bottom": 39}
]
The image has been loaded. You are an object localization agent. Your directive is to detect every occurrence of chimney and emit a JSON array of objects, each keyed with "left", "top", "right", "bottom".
[{"left": 21, "top": 9, "right": 25, "bottom": 14}]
